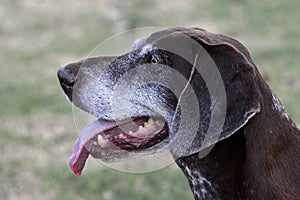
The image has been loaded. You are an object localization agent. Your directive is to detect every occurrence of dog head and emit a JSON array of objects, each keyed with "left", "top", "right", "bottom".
[{"left": 58, "top": 27, "right": 261, "bottom": 175}]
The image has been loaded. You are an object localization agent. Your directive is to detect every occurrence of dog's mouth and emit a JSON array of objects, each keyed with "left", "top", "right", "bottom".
[{"left": 69, "top": 116, "right": 169, "bottom": 175}]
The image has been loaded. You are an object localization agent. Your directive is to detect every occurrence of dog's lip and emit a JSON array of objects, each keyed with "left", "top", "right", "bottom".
[
  {"left": 69, "top": 116, "right": 169, "bottom": 175},
  {"left": 69, "top": 119, "right": 119, "bottom": 175}
]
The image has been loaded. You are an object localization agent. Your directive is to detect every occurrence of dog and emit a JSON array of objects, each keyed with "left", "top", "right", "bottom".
[{"left": 58, "top": 27, "right": 300, "bottom": 200}]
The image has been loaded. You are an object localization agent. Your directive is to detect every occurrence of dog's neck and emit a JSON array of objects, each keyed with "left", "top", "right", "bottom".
[
  {"left": 176, "top": 83, "right": 300, "bottom": 200},
  {"left": 241, "top": 82, "right": 300, "bottom": 199},
  {"left": 176, "top": 129, "right": 246, "bottom": 200}
]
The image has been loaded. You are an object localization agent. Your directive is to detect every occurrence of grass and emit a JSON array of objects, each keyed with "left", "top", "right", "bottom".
[
  {"left": 0, "top": 0, "right": 300, "bottom": 199},
  {"left": 36, "top": 166, "right": 192, "bottom": 200}
]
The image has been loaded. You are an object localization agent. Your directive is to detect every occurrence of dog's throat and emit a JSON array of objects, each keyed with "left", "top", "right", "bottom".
[
  {"left": 176, "top": 158, "right": 220, "bottom": 200},
  {"left": 175, "top": 130, "right": 246, "bottom": 200}
]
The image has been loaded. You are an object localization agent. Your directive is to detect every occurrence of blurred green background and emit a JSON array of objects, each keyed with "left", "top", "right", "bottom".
[{"left": 1, "top": 0, "right": 300, "bottom": 199}]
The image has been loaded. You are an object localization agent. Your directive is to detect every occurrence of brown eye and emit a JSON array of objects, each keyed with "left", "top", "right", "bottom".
[{"left": 149, "top": 55, "right": 159, "bottom": 64}]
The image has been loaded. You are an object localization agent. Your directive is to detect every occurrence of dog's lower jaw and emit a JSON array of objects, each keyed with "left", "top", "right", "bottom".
[{"left": 175, "top": 82, "right": 300, "bottom": 200}]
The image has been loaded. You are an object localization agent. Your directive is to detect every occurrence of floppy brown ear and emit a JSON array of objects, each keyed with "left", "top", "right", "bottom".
[{"left": 168, "top": 28, "right": 262, "bottom": 158}]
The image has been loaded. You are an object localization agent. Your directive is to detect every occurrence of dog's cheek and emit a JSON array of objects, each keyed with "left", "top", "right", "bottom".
[{"left": 130, "top": 84, "right": 178, "bottom": 121}]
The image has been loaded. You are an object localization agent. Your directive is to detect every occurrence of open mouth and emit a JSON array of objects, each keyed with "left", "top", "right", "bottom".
[{"left": 69, "top": 116, "right": 169, "bottom": 175}]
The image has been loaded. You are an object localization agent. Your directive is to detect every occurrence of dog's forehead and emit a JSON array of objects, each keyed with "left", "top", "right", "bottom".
[{"left": 132, "top": 30, "right": 173, "bottom": 52}]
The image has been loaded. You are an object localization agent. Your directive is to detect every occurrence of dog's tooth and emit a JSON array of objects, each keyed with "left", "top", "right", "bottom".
[
  {"left": 148, "top": 118, "right": 155, "bottom": 125},
  {"left": 144, "top": 123, "right": 149, "bottom": 128},
  {"left": 97, "top": 135, "right": 107, "bottom": 145},
  {"left": 138, "top": 125, "right": 144, "bottom": 130},
  {"left": 144, "top": 118, "right": 155, "bottom": 128},
  {"left": 129, "top": 131, "right": 134, "bottom": 135}
]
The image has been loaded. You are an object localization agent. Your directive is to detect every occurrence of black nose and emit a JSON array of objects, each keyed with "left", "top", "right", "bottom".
[{"left": 57, "top": 62, "right": 80, "bottom": 101}]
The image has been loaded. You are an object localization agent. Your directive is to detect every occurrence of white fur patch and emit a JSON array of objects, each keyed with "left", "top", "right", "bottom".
[
  {"left": 271, "top": 92, "right": 290, "bottom": 121},
  {"left": 132, "top": 38, "right": 146, "bottom": 50},
  {"left": 139, "top": 44, "right": 153, "bottom": 57},
  {"left": 180, "top": 161, "right": 217, "bottom": 199}
]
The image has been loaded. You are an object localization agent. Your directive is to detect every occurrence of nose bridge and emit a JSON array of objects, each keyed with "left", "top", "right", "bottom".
[{"left": 57, "top": 56, "right": 117, "bottom": 102}]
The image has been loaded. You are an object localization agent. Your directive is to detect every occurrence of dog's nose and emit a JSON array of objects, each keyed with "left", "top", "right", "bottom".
[{"left": 57, "top": 63, "right": 80, "bottom": 101}]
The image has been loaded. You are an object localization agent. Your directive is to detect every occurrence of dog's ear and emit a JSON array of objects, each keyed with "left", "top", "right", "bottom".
[{"left": 168, "top": 28, "right": 262, "bottom": 158}]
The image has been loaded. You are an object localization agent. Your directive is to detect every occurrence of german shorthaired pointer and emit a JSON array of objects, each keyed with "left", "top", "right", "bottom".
[{"left": 58, "top": 27, "right": 300, "bottom": 200}]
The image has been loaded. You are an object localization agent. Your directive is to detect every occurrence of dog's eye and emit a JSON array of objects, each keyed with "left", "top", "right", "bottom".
[{"left": 148, "top": 55, "right": 159, "bottom": 64}]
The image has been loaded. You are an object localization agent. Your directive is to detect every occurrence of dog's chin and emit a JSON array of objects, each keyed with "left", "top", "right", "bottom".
[{"left": 69, "top": 115, "right": 169, "bottom": 175}]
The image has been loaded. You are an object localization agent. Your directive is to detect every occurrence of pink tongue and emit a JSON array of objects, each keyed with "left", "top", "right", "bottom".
[{"left": 69, "top": 119, "right": 117, "bottom": 175}]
